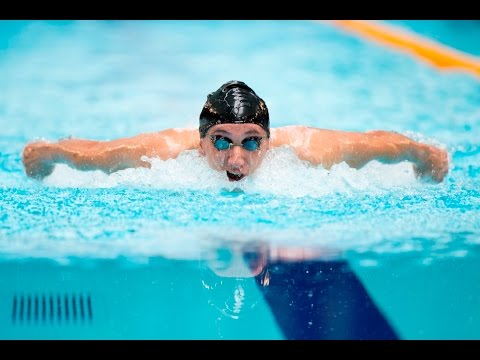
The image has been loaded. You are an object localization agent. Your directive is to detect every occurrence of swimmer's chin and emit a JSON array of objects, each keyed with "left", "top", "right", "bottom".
[{"left": 226, "top": 171, "right": 246, "bottom": 182}]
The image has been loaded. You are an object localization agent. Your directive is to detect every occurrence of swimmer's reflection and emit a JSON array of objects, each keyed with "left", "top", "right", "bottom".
[{"left": 200, "top": 240, "right": 398, "bottom": 340}]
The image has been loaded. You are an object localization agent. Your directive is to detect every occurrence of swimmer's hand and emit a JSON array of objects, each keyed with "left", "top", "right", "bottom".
[
  {"left": 413, "top": 144, "right": 449, "bottom": 183},
  {"left": 22, "top": 141, "right": 57, "bottom": 180}
]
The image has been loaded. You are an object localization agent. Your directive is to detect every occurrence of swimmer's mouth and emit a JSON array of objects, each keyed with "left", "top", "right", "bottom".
[{"left": 226, "top": 171, "right": 245, "bottom": 182}]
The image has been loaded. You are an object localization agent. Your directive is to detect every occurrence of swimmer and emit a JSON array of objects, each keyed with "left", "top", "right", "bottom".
[{"left": 22, "top": 80, "right": 449, "bottom": 183}]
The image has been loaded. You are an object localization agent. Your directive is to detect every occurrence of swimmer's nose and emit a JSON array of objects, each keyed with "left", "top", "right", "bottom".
[{"left": 226, "top": 146, "right": 246, "bottom": 169}]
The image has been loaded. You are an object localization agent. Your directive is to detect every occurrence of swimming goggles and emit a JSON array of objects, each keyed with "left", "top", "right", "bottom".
[{"left": 210, "top": 135, "right": 263, "bottom": 151}]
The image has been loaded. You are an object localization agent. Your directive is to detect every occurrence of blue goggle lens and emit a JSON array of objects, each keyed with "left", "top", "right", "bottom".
[
  {"left": 211, "top": 136, "right": 262, "bottom": 152},
  {"left": 242, "top": 138, "right": 260, "bottom": 151},
  {"left": 214, "top": 138, "right": 231, "bottom": 150}
]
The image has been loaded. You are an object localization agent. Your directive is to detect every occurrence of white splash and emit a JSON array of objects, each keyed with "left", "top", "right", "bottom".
[{"left": 43, "top": 147, "right": 421, "bottom": 197}]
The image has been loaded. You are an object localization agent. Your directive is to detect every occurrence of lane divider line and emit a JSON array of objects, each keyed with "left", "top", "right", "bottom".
[{"left": 322, "top": 20, "right": 480, "bottom": 77}]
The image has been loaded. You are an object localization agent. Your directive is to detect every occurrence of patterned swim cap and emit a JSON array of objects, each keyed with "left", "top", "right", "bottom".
[{"left": 199, "top": 80, "right": 270, "bottom": 138}]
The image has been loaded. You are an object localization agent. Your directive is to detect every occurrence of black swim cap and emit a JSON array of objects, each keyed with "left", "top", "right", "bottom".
[{"left": 199, "top": 80, "right": 270, "bottom": 138}]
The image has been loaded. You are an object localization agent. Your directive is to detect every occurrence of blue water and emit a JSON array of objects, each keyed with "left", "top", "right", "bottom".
[
  {"left": 386, "top": 20, "right": 480, "bottom": 56},
  {"left": 0, "top": 20, "right": 479, "bottom": 339}
]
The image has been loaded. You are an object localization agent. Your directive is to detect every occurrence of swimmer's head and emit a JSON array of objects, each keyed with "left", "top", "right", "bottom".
[
  {"left": 199, "top": 80, "right": 270, "bottom": 138},
  {"left": 200, "top": 240, "right": 270, "bottom": 319}
]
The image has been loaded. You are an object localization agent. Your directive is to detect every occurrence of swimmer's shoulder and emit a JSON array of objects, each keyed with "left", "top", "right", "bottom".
[
  {"left": 270, "top": 125, "right": 328, "bottom": 147},
  {"left": 134, "top": 127, "right": 200, "bottom": 154},
  {"left": 149, "top": 127, "right": 198, "bottom": 138},
  {"left": 162, "top": 127, "right": 200, "bottom": 150}
]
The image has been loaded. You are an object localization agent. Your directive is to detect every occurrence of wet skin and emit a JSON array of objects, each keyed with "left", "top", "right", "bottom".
[{"left": 198, "top": 123, "right": 269, "bottom": 182}]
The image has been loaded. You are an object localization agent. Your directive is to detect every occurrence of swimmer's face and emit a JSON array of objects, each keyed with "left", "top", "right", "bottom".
[
  {"left": 199, "top": 123, "right": 270, "bottom": 181},
  {"left": 207, "top": 242, "right": 269, "bottom": 278}
]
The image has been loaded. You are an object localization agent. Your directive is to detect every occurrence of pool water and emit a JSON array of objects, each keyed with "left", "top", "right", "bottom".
[{"left": 0, "top": 20, "right": 479, "bottom": 339}]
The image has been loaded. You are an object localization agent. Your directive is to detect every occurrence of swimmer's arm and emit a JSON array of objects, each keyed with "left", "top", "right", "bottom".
[
  {"left": 22, "top": 128, "right": 199, "bottom": 179},
  {"left": 271, "top": 126, "right": 449, "bottom": 183}
]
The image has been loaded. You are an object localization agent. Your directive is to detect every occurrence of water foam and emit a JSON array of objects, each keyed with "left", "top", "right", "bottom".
[{"left": 43, "top": 146, "right": 422, "bottom": 197}]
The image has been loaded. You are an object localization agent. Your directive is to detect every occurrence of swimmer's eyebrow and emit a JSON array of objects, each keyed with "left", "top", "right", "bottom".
[{"left": 212, "top": 129, "right": 263, "bottom": 137}]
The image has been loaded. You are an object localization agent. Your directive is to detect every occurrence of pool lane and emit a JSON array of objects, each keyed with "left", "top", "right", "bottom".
[{"left": 323, "top": 20, "right": 480, "bottom": 78}]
